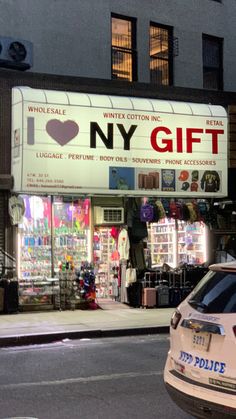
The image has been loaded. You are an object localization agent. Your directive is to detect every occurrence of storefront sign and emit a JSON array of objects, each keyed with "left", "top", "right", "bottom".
[{"left": 11, "top": 87, "right": 228, "bottom": 196}]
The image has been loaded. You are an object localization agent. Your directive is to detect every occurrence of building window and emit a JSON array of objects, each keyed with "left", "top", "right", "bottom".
[
  {"left": 202, "top": 34, "right": 223, "bottom": 90},
  {"left": 150, "top": 23, "right": 174, "bottom": 85},
  {"left": 111, "top": 15, "right": 137, "bottom": 81}
]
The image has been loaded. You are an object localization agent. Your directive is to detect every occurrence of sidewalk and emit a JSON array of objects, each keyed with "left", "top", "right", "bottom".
[{"left": 0, "top": 301, "right": 174, "bottom": 347}]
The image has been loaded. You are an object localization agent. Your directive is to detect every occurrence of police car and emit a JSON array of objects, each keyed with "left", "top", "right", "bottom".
[{"left": 164, "top": 262, "right": 236, "bottom": 418}]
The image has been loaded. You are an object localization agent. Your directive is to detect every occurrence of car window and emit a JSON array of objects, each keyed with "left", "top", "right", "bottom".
[{"left": 189, "top": 271, "right": 236, "bottom": 313}]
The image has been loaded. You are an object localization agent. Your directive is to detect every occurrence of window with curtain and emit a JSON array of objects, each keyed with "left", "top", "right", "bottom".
[
  {"left": 111, "top": 15, "right": 137, "bottom": 81},
  {"left": 150, "top": 23, "right": 174, "bottom": 85},
  {"left": 202, "top": 34, "right": 223, "bottom": 90}
]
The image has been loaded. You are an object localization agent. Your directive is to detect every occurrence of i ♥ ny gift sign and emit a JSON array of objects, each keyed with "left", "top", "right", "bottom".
[
  {"left": 11, "top": 87, "right": 228, "bottom": 196},
  {"left": 46, "top": 119, "right": 79, "bottom": 146}
]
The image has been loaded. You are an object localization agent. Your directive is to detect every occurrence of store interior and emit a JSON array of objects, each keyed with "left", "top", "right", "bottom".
[{"left": 14, "top": 194, "right": 217, "bottom": 311}]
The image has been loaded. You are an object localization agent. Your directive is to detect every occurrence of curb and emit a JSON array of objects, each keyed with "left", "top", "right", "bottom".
[{"left": 0, "top": 325, "right": 170, "bottom": 347}]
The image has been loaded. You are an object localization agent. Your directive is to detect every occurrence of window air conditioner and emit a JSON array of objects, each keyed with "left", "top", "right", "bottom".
[
  {"left": 93, "top": 207, "right": 124, "bottom": 225},
  {"left": 0, "top": 36, "right": 33, "bottom": 70}
]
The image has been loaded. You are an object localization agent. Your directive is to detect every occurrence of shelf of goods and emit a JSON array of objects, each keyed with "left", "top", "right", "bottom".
[
  {"left": 93, "top": 228, "right": 119, "bottom": 299},
  {"left": 183, "top": 223, "right": 206, "bottom": 265},
  {"left": 20, "top": 229, "right": 90, "bottom": 278},
  {"left": 148, "top": 219, "right": 207, "bottom": 268},
  {"left": 148, "top": 219, "right": 176, "bottom": 267},
  {"left": 18, "top": 276, "right": 59, "bottom": 311},
  {"left": 54, "top": 230, "right": 90, "bottom": 270},
  {"left": 20, "top": 233, "right": 52, "bottom": 277}
]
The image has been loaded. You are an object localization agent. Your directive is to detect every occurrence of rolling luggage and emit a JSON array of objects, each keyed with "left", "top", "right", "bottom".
[
  {"left": 168, "top": 270, "right": 182, "bottom": 308},
  {"left": 156, "top": 281, "right": 169, "bottom": 307},
  {"left": 142, "top": 287, "right": 156, "bottom": 308},
  {"left": 169, "top": 286, "right": 182, "bottom": 307},
  {"left": 142, "top": 270, "right": 170, "bottom": 307},
  {"left": 142, "top": 271, "right": 158, "bottom": 288}
]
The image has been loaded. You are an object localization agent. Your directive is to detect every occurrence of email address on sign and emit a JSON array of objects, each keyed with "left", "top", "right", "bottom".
[{"left": 27, "top": 183, "right": 83, "bottom": 189}]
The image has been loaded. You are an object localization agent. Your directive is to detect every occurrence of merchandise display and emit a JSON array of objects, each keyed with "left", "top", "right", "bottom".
[
  {"left": 19, "top": 195, "right": 52, "bottom": 277},
  {"left": 148, "top": 218, "right": 207, "bottom": 268},
  {"left": 56, "top": 262, "right": 97, "bottom": 310},
  {"left": 18, "top": 195, "right": 91, "bottom": 279},
  {"left": 19, "top": 263, "right": 97, "bottom": 311},
  {"left": 18, "top": 276, "right": 59, "bottom": 310},
  {"left": 148, "top": 218, "right": 176, "bottom": 267},
  {"left": 180, "top": 221, "right": 207, "bottom": 264},
  {"left": 53, "top": 197, "right": 91, "bottom": 271},
  {"left": 93, "top": 227, "right": 120, "bottom": 298},
  {"left": 17, "top": 195, "right": 92, "bottom": 309}
]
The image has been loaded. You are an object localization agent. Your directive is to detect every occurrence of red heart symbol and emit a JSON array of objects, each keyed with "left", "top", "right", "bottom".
[{"left": 46, "top": 119, "right": 79, "bottom": 146}]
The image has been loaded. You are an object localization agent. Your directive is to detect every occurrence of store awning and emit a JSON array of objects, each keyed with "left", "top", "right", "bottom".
[{"left": 12, "top": 86, "right": 227, "bottom": 117}]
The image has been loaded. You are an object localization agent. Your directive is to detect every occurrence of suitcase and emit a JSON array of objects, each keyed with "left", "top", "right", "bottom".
[
  {"left": 168, "top": 270, "right": 182, "bottom": 308},
  {"left": 156, "top": 283, "right": 169, "bottom": 307},
  {"left": 142, "top": 271, "right": 158, "bottom": 288},
  {"left": 142, "top": 287, "right": 156, "bottom": 308},
  {"left": 3, "top": 280, "right": 19, "bottom": 314},
  {"left": 144, "top": 175, "right": 154, "bottom": 189},
  {"left": 138, "top": 173, "right": 145, "bottom": 189},
  {"left": 149, "top": 172, "right": 159, "bottom": 189},
  {"left": 169, "top": 286, "right": 182, "bottom": 307}
]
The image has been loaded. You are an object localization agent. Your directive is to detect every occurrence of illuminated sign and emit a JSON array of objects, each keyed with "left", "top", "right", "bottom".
[{"left": 11, "top": 87, "right": 228, "bottom": 196}]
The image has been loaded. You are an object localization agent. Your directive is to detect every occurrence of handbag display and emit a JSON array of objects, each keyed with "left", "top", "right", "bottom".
[{"left": 125, "top": 267, "right": 137, "bottom": 287}]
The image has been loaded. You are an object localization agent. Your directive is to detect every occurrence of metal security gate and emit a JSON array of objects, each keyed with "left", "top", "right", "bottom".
[{"left": 0, "top": 192, "right": 6, "bottom": 267}]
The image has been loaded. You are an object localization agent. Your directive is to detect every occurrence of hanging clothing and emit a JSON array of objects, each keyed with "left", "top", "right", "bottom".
[
  {"left": 118, "top": 228, "right": 130, "bottom": 261},
  {"left": 111, "top": 276, "right": 119, "bottom": 300},
  {"left": 130, "top": 242, "right": 146, "bottom": 271},
  {"left": 120, "top": 261, "right": 128, "bottom": 303}
]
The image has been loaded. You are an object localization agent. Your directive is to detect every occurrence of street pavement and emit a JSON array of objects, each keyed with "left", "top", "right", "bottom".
[{"left": 0, "top": 299, "right": 174, "bottom": 347}]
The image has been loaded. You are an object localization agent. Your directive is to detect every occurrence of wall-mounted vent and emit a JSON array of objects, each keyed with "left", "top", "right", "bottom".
[
  {"left": 0, "top": 36, "right": 33, "bottom": 70},
  {"left": 94, "top": 207, "right": 124, "bottom": 225}
]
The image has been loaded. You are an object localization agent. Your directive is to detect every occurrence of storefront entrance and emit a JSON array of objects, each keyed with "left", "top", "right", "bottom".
[{"left": 16, "top": 193, "right": 210, "bottom": 312}]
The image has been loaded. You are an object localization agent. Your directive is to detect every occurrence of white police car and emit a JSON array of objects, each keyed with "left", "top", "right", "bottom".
[{"left": 164, "top": 262, "right": 236, "bottom": 418}]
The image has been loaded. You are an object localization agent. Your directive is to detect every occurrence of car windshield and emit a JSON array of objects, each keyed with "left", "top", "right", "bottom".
[{"left": 189, "top": 270, "right": 236, "bottom": 313}]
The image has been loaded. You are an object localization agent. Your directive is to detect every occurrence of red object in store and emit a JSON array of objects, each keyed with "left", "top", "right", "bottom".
[
  {"left": 110, "top": 226, "right": 119, "bottom": 240},
  {"left": 190, "top": 182, "right": 198, "bottom": 191},
  {"left": 178, "top": 170, "right": 189, "bottom": 181},
  {"left": 111, "top": 250, "right": 120, "bottom": 261}
]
